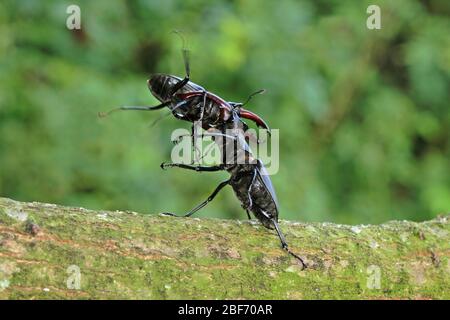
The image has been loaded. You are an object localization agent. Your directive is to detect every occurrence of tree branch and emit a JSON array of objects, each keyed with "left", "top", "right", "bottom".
[{"left": 0, "top": 197, "right": 448, "bottom": 299}]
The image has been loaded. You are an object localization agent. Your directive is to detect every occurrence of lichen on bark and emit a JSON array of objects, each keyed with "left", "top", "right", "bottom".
[{"left": 0, "top": 197, "right": 448, "bottom": 299}]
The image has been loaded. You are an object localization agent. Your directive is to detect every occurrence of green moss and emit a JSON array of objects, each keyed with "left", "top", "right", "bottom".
[{"left": 0, "top": 197, "right": 449, "bottom": 299}]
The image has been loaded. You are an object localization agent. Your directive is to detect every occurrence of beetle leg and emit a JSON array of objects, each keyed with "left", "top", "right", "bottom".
[
  {"left": 169, "top": 77, "right": 190, "bottom": 96},
  {"left": 246, "top": 170, "right": 257, "bottom": 211},
  {"left": 191, "top": 92, "right": 208, "bottom": 163},
  {"left": 160, "top": 162, "right": 224, "bottom": 172},
  {"left": 162, "top": 179, "right": 230, "bottom": 217},
  {"left": 191, "top": 124, "right": 199, "bottom": 163},
  {"left": 198, "top": 91, "right": 207, "bottom": 121},
  {"left": 149, "top": 100, "right": 189, "bottom": 128},
  {"left": 271, "top": 219, "right": 307, "bottom": 269},
  {"left": 173, "top": 131, "right": 238, "bottom": 143},
  {"left": 98, "top": 101, "right": 170, "bottom": 118},
  {"left": 170, "top": 131, "right": 202, "bottom": 145},
  {"left": 196, "top": 140, "right": 218, "bottom": 162}
]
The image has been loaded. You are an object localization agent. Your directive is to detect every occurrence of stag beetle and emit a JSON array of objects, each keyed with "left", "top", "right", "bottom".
[
  {"left": 161, "top": 117, "right": 306, "bottom": 268},
  {"left": 99, "top": 35, "right": 306, "bottom": 268}
]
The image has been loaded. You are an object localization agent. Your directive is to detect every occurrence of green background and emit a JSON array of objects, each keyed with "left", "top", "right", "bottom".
[{"left": 0, "top": 0, "right": 448, "bottom": 224}]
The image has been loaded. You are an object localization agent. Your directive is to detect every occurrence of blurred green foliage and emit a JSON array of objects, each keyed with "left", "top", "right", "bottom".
[{"left": 0, "top": 0, "right": 449, "bottom": 224}]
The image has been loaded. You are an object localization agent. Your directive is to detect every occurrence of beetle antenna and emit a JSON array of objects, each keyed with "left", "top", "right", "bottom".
[
  {"left": 172, "top": 30, "right": 190, "bottom": 78},
  {"left": 98, "top": 107, "right": 121, "bottom": 118},
  {"left": 241, "top": 89, "right": 266, "bottom": 107}
]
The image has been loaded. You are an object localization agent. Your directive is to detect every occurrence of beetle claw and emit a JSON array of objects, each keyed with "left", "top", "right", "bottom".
[{"left": 160, "top": 212, "right": 177, "bottom": 217}]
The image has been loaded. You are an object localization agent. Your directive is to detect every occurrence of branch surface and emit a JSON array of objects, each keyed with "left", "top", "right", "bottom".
[{"left": 0, "top": 197, "right": 448, "bottom": 299}]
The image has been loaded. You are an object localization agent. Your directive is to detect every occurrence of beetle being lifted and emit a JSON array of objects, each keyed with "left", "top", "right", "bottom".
[
  {"left": 100, "top": 35, "right": 306, "bottom": 268},
  {"left": 99, "top": 37, "right": 269, "bottom": 134}
]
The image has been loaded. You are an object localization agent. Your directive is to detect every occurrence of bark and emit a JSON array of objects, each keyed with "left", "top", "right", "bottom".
[{"left": 0, "top": 197, "right": 448, "bottom": 299}]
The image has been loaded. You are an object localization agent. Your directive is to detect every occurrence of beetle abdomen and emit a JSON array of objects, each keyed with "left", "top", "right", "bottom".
[{"left": 230, "top": 168, "right": 278, "bottom": 230}]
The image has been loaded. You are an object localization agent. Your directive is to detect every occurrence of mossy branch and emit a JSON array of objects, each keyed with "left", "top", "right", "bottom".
[{"left": 0, "top": 197, "right": 448, "bottom": 299}]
